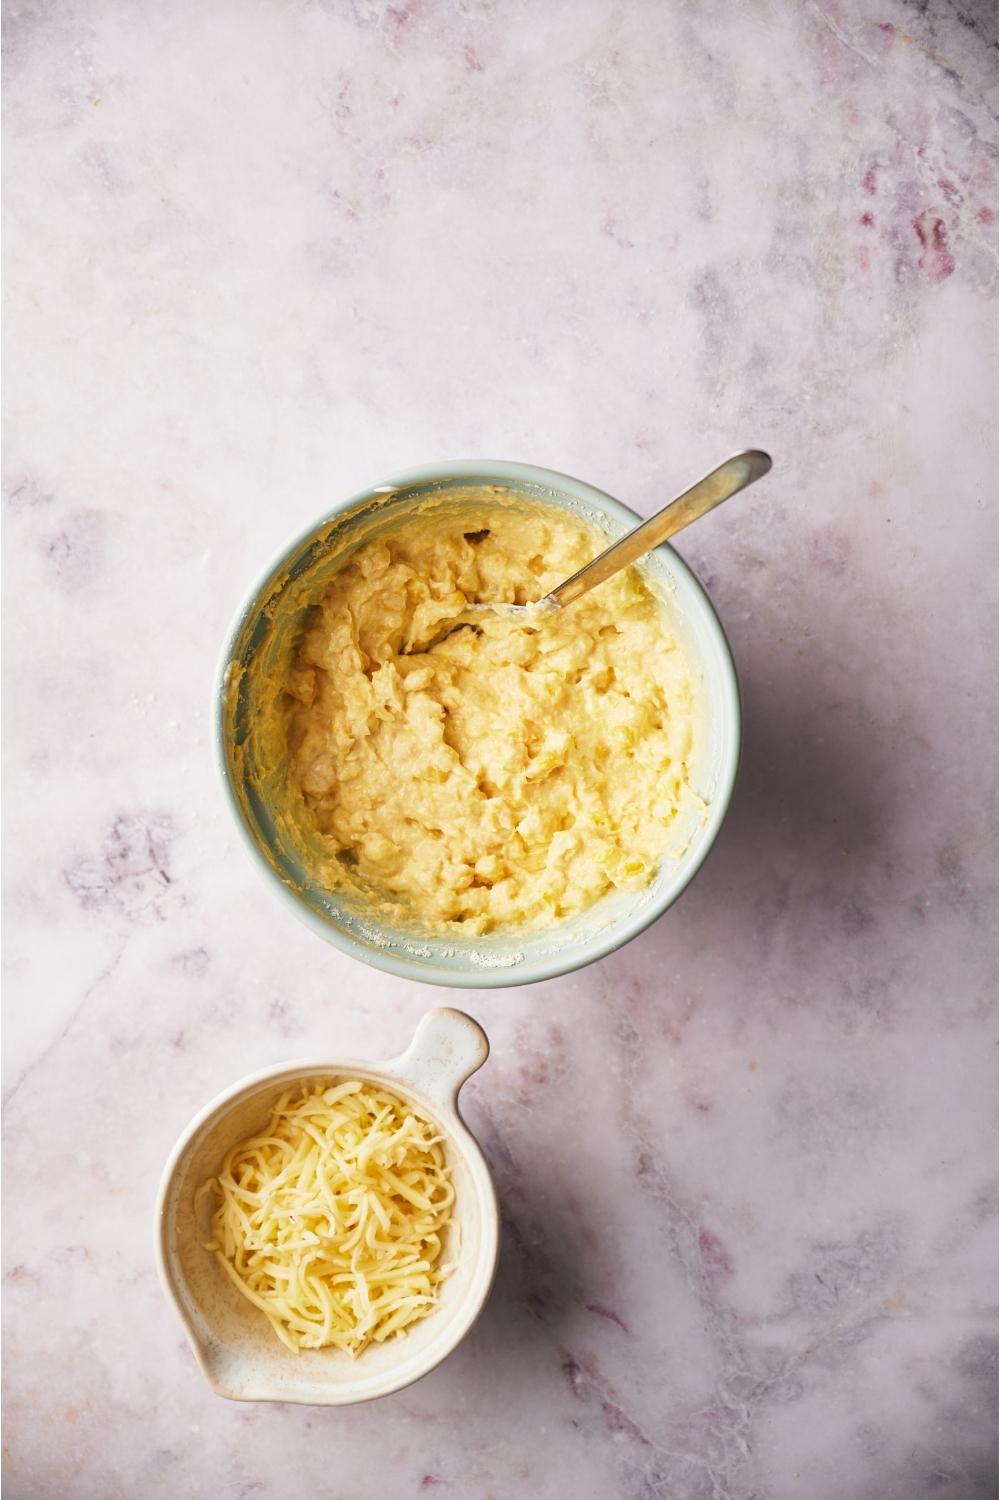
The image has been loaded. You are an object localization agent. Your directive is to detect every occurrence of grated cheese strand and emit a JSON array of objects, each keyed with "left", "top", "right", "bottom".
[{"left": 202, "top": 1081, "right": 454, "bottom": 1355}]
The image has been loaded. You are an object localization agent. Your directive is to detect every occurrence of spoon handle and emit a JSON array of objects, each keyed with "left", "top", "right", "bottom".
[{"left": 547, "top": 449, "right": 772, "bottom": 610}]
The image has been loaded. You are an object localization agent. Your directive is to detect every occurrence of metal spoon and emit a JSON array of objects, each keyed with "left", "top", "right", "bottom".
[{"left": 407, "top": 449, "right": 772, "bottom": 654}]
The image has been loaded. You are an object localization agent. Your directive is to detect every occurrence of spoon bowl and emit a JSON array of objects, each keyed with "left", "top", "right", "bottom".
[{"left": 407, "top": 450, "right": 771, "bottom": 654}]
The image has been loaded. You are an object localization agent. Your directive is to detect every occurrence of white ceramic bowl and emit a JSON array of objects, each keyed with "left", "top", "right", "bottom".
[
  {"left": 217, "top": 461, "right": 741, "bottom": 986},
  {"left": 155, "top": 1009, "right": 498, "bottom": 1405}
]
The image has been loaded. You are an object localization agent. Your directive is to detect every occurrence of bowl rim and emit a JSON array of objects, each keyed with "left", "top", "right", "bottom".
[
  {"left": 213, "top": 458, "right": 742, "bottom": 987},
  {"left": 154, "top": 1049, "right": 500, "bottom": 1405}
]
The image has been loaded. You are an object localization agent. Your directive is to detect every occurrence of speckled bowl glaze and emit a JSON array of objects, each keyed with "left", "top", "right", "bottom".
[
  {"left": 216, "top": 460, "right": 741, "bottom": 987},
  {"left": 155, "top": 1008, "right": 498, "bottom": 1406}
]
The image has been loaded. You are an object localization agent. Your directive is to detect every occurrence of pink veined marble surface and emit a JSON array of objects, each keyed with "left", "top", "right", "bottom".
[{"left": 3, "top": 0, "right": 997, "bottom": 1496}]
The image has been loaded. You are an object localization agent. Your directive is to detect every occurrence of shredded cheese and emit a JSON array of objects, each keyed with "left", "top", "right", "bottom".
[{"left": 201, "top": 1080, "right": 455, "bottom": 1354}]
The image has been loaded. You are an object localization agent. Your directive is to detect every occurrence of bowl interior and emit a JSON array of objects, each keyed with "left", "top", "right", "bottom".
[
  {"left": 218, "top": 464, "right": 740, "bottom": 985},
  {"left": 158, "top": 1065, "right": 498, "bottom": 1404}
]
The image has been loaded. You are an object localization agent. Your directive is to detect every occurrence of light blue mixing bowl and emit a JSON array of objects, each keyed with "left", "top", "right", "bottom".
[{"left": 215, "top": 461, "right": 740, "bottom": 988}]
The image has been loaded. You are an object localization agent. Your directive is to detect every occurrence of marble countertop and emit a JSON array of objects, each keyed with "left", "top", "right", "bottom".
[{"left": 4, "top": 0, "right": 997, "bottom": 1495}]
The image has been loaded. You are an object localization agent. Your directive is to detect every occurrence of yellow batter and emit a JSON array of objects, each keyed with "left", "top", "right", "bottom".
[{"left": 282, "top": 502, "right": 702, "bottom": 932}]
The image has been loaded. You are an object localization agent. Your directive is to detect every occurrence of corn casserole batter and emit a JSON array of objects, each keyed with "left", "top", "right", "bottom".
[{"left": 282, "top": 503, "right": 702, "bottom": 932}]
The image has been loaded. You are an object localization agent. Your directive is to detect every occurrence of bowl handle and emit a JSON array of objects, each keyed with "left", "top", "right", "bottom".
[{"left": 381, "top": 1008, "right": 489, "bottom": 1110}]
